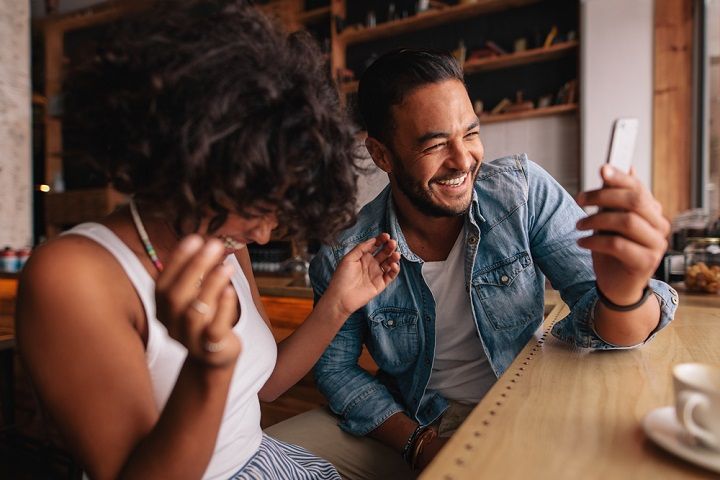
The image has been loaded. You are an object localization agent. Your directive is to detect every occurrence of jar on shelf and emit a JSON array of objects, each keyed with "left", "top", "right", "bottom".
[{"left": 684, "top": 237, "right": 720, "bottom": 293}]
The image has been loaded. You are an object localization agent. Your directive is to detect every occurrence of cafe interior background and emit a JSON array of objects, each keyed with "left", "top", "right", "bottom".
[{"left": 0, "top": 0, "right": 718, "bottom": 477}]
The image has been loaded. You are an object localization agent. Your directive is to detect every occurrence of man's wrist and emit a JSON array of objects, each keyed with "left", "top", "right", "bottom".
[
  {"left": 407, "top": 426, "right": 438, "bottom": 470},
  {"left": 596, "top": 282, "right": 652, "bottom": 312}
]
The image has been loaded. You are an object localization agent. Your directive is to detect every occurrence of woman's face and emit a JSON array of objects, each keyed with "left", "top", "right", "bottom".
[{"left": 199, "top": 210, "right": 279, "bottom": 255}]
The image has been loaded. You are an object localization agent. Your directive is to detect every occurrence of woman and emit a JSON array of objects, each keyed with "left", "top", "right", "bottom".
[{"left": 15, "top": 1, "right": 400, "bottom": 479}]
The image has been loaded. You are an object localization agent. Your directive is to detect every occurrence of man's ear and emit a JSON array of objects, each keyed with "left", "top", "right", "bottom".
[{"left": 365, "top": 136, "right": 393, "bottom": 173}]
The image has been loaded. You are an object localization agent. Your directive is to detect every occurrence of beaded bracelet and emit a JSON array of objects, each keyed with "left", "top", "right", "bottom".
[
  {"left": 401, "top": 425, "right": 426, "bottom": 465},
  {"left": 409, "top": 427, "right": 438, "bottom": 471}
]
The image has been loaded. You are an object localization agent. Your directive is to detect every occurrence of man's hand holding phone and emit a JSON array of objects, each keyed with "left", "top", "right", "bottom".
[{"left": 574, "top": 118, "right": 670, "bottom": 306}]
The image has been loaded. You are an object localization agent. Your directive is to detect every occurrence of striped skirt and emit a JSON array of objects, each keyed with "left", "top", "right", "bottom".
[{"left": 230, "top": 434, "right": 341, "bottom": 480}]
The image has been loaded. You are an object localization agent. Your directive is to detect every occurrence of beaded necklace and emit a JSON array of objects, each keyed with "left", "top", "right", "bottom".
[{"left": 129, "top": 199, "right": 165, "bottom": 272}]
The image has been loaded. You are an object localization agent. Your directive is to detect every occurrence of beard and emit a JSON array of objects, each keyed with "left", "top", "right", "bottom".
[{"left": 390, "top": 151, "right": 479, "bottom": 218}]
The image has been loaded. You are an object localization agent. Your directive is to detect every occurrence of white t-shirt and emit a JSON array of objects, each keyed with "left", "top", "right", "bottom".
[{"left": 423, "top": 228, "right": 497, "bottom": 404}]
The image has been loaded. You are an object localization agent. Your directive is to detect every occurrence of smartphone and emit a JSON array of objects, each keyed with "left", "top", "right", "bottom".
[{"left": 605, "top": 118, "right": 638, "bottom": 174}]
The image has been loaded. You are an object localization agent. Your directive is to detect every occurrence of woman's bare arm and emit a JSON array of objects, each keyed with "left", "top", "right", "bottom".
[
  {"left": 236, "top": 234, "right": 400, "bottom": 402},
  {"left": 16, "top": 236, "right": 237, "bottom": 480}
]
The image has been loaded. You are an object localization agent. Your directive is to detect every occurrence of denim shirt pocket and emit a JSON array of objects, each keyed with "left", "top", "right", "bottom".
[
  {"left": 367, "top": 307, "right": 420, "bottom": 373},
  {"left": 472, "top": 251, "right": 536, "bottom": 330}
]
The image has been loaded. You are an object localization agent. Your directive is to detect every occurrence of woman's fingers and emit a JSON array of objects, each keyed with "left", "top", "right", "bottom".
[
  {"left": 378, "top": 251, "right": 401, "bottom": 280},
  {"left": 156, "top": 235, "right": 204, "bottom": 290},
  {"left": 171, "top": 239, "right": 226, "bottom": 313},
  {"left": 201, "top": 285, "right": 241, "bottom": 363},
  {"left": 373, "top": 239, "right": 398, "bottom": 264},
  {"left": 190, "top": 263, "right": 234, "bottom": 320}
]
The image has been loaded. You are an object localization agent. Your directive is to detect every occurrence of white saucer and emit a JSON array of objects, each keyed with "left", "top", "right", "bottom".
[{"left": 642, "top": 406, "right": 720, "bottom": 473}]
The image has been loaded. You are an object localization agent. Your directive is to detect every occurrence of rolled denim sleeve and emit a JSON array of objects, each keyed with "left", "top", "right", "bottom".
[
  {"left": 521, "top": 157, "right": 677, "bottom": 349},
  {"left": 310, "top": 245, "right": 405, "bottom": 436}
]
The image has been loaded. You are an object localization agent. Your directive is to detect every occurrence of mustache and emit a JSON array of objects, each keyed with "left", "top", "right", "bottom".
[{"left": 430, "top": 162, "right": 480, "bottom": 183}]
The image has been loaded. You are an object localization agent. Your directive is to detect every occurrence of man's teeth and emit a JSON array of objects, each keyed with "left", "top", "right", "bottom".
[
  {"left": 222, "top": 237, "right": 246, "bottom": 250},
  {"left": 436, "top": 174, "right": 467, "bottom": 186}
]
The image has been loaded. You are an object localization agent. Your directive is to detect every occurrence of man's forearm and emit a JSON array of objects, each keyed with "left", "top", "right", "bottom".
[{"left": 367, "top": 411, "right": 419, "bottom": 452}]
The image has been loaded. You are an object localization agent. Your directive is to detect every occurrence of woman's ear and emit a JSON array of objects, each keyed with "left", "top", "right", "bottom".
[{"left": 365, "top": 137, "right": 393, "bottom": 174}]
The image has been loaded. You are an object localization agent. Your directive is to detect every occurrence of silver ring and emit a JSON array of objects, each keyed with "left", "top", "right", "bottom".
[
  {"left": 203, "top": 339, "right": 226, "bottom": 353},
  {"left": 380, "top": 265, "right": 386, "bottom": 274},
  {"left": 190, "top": 299, "right": 211, "bottom": 316}
]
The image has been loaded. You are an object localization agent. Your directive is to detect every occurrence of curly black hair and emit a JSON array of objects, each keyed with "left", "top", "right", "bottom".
[{"left": 63, "top": 0, "right": 358, "bottom": 241}]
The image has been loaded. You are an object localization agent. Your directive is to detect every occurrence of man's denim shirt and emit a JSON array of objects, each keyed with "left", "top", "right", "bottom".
[{"left": 310, "top": 155, "right": 678, "bottom": 436}]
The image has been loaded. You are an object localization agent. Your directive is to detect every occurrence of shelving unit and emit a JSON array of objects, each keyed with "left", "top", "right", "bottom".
[
  {"left": 309, "top": 0, "right": 579, "bottom": 130},
  {"left": 337, "top": 0, "right": 541, "bottom": 46},
  {"left": 463, "top": 40, "right": 578, "bottom": 74}
]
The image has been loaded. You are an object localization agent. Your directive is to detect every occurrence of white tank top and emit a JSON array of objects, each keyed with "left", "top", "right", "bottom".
[{"left": 65, "top": 223, "right": 277, "bottom": 479}]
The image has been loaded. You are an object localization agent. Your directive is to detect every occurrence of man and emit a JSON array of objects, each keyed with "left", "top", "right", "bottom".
[{"left": 267, "top": 49, "right": 678, "bottom": 479}]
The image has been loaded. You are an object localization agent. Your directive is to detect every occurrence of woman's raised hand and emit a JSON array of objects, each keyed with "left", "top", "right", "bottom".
[
  {"left": 324, "top": 233, "right": 401, "bottom": 318},
  {"left": 155, "top": 235, "right": 242, "bottom": 367}
]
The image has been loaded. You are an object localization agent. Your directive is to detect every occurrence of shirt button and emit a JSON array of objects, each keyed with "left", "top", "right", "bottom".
[
  {"left": 387, "top": 319, "right": 395, "bottom": 326},
  {"left": 468, "top": 235, "right": 478, "bottom": 246},
  {"left": 671, "top": 296, "right": 679, "bottom": 305},
  {"left": 425, "top": 315, "right": 432, "bottom": 322},
  {"left": 500, "top": 275, "right": 510, "bottom": 284}
]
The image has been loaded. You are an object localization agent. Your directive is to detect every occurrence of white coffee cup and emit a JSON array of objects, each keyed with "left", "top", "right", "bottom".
[{"left": 673, "top": 362, "right": 720, "bottom": 451}]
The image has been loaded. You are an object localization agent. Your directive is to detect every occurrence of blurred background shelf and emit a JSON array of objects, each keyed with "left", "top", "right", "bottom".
[
  {"left": 480, "top": 103, "right": 578, "bottom": 124},
  {"left": 339, "top": 0, "right": 541, "bottom": 45},
  {"left": 464, "top": 40, "right": 578, "bottom": 74}
]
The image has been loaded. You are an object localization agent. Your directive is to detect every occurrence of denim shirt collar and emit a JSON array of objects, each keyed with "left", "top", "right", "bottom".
[{"left": 383, "top": 184, "right": 486, "bottom": 264}]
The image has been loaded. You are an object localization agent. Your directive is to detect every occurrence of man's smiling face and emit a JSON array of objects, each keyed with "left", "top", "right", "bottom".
[{"left": 384, "top": 79, "right": 484, "bottom": 217}]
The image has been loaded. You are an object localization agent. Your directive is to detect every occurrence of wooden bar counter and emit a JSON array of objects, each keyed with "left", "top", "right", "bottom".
[{"left": 422, "top": 290, "right": 720, "bottom": 479}]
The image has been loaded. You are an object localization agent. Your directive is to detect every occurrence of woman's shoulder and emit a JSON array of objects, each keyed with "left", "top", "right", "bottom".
[
  {"left": 17, "top": 225, "right": 140, "bottom": 333},
  {"left": 22, "top": 229, "right": 120, "bottom": 287}
]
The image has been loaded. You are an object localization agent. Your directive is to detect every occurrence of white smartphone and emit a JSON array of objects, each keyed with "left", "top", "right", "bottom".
[{"left": 605, "top": 118, "right": 638, "bottom": 174}]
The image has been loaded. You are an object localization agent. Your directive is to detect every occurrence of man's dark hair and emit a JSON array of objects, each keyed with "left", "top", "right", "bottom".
[
  {"left": 63, "top": 0, "right": 359, "bottom": 241},
  {"left": 357, "top": 48, "right": 464, "bottom": 145}
]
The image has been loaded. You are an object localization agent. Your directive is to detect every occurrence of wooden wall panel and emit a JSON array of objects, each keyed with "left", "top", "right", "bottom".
[{"left": 653, "top": 0, "right": 694, "bottom": 220}]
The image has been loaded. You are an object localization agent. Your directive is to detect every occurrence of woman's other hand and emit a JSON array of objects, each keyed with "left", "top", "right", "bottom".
[
  {"left": 324, "top": 233, "right": 401, "bottom": 318},
  {"left": 155, "top": 235, "right": 242, "bottom": 367}
]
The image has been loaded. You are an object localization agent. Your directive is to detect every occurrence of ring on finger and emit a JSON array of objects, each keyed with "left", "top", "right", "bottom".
[
  {"left": 380, "top": 265, "right": 386, "bottom": 274},
  {"left": 190, "top": 299, "right": 211, "bottom": 316},
  {"left": 203, "top": 339, "right": 226, "bottom": 353}
]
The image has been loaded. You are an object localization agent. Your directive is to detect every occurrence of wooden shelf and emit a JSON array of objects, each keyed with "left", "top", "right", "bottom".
[
  {"left": 480, "top": 103, "right": 578, "bottom": 124},
  {"left": 463, "top": 40, "right": 579, "bottom": 74},
  {"left": 31, "top": 93, "right": 47, "bottom": 107},
  {"left": 339, "top": 0, "right": 540, "bottom": 45},
  {"left": 339, "top": 80, "right": 359, "bottom": 94},
  {"left": 38, "top": 0, "right": 145, "bottom": 31},
  {"left": 298, "top": 6, "right": 331, "bottom": 24}
]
